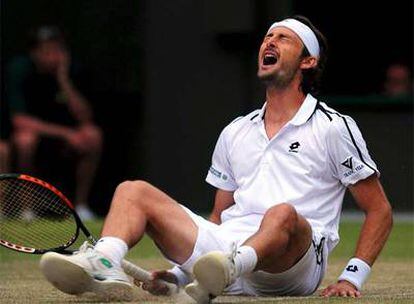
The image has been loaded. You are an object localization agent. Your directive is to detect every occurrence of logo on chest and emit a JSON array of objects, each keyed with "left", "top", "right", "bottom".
[{"left": 288, "top": 141, "right": 301, "bottom": 153}]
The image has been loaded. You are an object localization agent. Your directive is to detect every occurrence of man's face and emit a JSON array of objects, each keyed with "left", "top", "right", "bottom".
[
  {"left": 257, "top": 27, "right": 305, "bottom": 87},
  {"left": 31, "top": 41, "right": 66, "bottom": 73}
]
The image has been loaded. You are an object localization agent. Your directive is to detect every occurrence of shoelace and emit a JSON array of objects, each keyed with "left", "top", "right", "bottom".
[
  {"left": 74, "top": 241, "right": 94, "bottom": 255},
  {"left": 229, "top": 242, "right": 238, "bottom": 262},
  {"left": 227, "top": 243, "right": 238, "bottom": 281}
]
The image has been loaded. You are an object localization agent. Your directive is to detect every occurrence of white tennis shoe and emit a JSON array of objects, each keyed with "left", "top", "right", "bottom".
[
  {"left": 189, "top": 250, "right": 238, "bottom": 299},
  {"left": 40, "top": 242, "right": 133, "bottom": 301},
  {"left": 185, "top": 281, "right": 214, "bottom": 304}
]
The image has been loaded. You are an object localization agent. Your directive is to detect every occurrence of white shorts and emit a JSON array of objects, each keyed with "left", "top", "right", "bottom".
[{"left": 172, "top": 205, "right": 328, "bottom": 296}]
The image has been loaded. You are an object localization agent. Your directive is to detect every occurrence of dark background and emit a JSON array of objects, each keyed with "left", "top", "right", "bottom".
[{"left": 1, "top": 0, "right": 412, "bottom": 214}]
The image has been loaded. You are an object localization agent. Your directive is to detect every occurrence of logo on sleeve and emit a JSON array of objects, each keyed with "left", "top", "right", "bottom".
[
  {"left": 341, "top": 157, "right": 353, "bottom": 170},
  {"left": 289, "top": 141, "right": 300, "bottom": 153},
  {"left": 209, "top": 166, "right": 228, "bottom": 181},
  {"left": 341, "top": 156, "right": 365, "bottom": 177}
]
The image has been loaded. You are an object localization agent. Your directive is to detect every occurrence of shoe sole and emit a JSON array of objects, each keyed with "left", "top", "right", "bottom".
[
  {"left": 40, "top": 252, "right": 133, "bottom": 301},
  {"left": 192, "top": 252, "right": 228, "bottom": 297},
  {"left": 185, "top": 282, "right": 213, "bottom": 304}
]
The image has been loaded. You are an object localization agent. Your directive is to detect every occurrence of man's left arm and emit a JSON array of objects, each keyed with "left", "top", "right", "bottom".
[
  {"left": 56, "top": 50, "right": 93, "bottom": 123},
  {"left": 321, "top": 175, "right": 393, "bottom": 297}
]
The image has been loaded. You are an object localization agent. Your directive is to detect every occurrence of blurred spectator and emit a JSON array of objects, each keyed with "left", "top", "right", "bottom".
[
  {"left": 6, "top": 26, "right": 102, "bottom": 220},
  {"left": 0, "top": 100, "right": 11, "bottom": 173},
  {"left": 0, "top": 139, "right": 10, "bottom": 173},
  {"left": 0, "top": 102, "right": 10, "bottom": 173},
  {"left": 383, "top": 63, "right": 413, "bottom": 98}
]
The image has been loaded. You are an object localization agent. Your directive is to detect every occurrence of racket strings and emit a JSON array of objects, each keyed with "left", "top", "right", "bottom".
[{"left": 0, "top": 178, "right": 77, "bottom": 250}]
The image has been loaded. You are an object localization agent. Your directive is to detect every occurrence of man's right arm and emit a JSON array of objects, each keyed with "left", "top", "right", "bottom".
[{"left": 209, "top": 189, "right": 234, "bottom": 224}]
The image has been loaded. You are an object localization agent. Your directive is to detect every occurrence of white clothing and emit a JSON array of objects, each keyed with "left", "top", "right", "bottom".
[
  {"left": 173, "top": 206, "right": 327, "bottom": 296},
  {"left": 205, "top": 94, "right": 379, "bottom": 253}
]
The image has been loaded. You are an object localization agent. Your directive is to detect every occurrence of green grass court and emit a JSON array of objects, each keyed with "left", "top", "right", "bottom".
[{"left": 1, "top": 220, "right": 413, "bottom": 303}]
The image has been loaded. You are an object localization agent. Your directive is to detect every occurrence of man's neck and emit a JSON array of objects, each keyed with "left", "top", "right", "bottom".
[{"left": 264, "top": 84, "right": 306, "bottom": 125}]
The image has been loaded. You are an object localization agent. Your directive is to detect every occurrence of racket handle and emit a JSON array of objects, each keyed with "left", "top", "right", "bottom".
[{"left": 121, "top": 259, "right": 179, "bottom": 295}]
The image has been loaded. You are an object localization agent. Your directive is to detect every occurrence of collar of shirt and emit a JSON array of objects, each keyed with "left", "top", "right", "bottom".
[{"left": 251, "top": 93, "right": 318, "bottom": 126}]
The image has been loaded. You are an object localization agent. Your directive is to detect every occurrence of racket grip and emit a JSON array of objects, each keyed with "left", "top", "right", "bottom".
[{"left": 121, "top": 259, "right": 179, "bottom": 295}]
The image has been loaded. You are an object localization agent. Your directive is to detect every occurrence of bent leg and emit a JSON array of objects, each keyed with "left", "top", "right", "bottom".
[
  {"left": 67, "top": 124, "right": 103, "bottom": 205},
  {"left": 0, "top": 141, "right": 10, "bottom": 173},
  {"left": 101, "top": 180, "right": 198, "bottom": 264},
  {"left": 244, "top": 203, "right": 312, "bottom": 273},
  {"left": 12, "top": 130, "right": 39, "bottom": 173}
]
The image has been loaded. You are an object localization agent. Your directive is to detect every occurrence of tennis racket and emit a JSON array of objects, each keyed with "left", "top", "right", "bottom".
[{"left": 0, "top": 173, "right": 178, "bottom": 295}]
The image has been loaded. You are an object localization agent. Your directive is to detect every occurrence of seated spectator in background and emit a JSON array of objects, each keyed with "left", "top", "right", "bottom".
[
  {"left": 383, "top": 63, "right": 413, "bottom": 98},
  {"left": 0, "top": 100, "right": 11, "bottom": 173},
  {"left": 6, "top": 26, "right": 102, "bottom": 220},
  {"left": 0, "top": 140, "right": 10, "bottom": 173}
]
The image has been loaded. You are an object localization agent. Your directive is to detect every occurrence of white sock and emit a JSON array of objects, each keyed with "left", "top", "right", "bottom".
[
  {"left": 94, "top": 236, "right": 128, "bottom": 267},
  {"left": 233, "top": 246, "right": 258, "bottom": 276}
]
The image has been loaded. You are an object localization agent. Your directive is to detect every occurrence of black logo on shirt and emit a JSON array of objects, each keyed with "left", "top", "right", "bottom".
[
  {"left": 341, "top": 157, "right": 353, "bottom": 170},
  {"left": 346, "top": 265, "right": 358, "bottom": 272},
  {"left": 289, "top": 142, "right": 300, "bottom": 153},
  {"left": 342, "top": 156, "right": 365, "bottom": 178}
]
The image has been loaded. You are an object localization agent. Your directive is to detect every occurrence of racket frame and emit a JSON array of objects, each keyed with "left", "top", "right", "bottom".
[
  {"left": 0, "top": 173, "right": 179, "bottom": 294},
  {"left": 0, "top": 173, "right": 95, "bottom": 254}
]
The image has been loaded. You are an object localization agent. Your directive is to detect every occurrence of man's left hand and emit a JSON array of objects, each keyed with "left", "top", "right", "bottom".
[{"left": 320, "top": 280, "right": 361, "bottom": 298}]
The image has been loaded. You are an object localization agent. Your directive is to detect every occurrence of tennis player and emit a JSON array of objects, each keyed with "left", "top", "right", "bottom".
[{"left": 41, "top": 15, "right": 393, "bottom": 300}]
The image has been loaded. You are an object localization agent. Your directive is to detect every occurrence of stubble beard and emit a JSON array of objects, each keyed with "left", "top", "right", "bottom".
[{"left": 258, "top": 63, "right": 300, "bottom": 90}]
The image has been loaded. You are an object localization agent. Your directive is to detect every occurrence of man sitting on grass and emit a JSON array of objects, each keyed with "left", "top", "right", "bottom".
[{"left": 40, "top": 15, "right": 393, "bottom": 302}]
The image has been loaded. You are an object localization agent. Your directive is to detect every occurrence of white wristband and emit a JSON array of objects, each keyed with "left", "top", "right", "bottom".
[
  {"left": 169, "top": 266, "right": 192, "bottom": 287},
  {"left": 338, "top": 258, "right": 371, "bottom": 290}
]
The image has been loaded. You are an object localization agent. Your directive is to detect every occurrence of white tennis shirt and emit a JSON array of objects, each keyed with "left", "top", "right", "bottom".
[{"left": 206, "top": 94, "right": 379, "bottom": 252}]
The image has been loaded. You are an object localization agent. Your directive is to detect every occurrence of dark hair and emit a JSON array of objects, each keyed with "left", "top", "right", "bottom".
[
  {"left": 291, "top": 15, "right": 328, "bottom": 95},
  {"left": 28, "top": 25, "right": 66, "bottom": 50}
]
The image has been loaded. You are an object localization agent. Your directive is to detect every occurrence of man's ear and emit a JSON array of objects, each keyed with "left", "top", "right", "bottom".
[{"left": 300, "top": 56, "right": 318, "bottom": 70}]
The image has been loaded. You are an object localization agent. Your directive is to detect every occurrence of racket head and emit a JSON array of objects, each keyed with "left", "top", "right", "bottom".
[{"left": 0, "top": 173, "right": 87, "bottom": 254}]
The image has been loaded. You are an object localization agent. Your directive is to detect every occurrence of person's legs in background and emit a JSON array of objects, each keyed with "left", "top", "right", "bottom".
[
  {"left": 70, "top": 123, "right": 103, "bottom": 220},
  {"left": 0, "top": 140, "right": 11, "bottom": 173},
  {"left": 13, "top": 121, "right": 103, "bottom": 220},
  {"left": 11, "top": 129, "right": 40, "bottom": 220},
  {"left": 12, "top": 129, "right": 39, "bottom": 174}
]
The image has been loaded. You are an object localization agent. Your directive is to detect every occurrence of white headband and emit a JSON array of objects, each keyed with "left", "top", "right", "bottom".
[{"left": 267, "top": 19, "right": 320, "bottom": 57}]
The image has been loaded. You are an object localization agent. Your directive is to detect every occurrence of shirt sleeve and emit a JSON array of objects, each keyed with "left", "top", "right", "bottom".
[
  {"left": 205, "top": 126, "right": 238, "bottom": 191},
  {"left": 326, "top": 115, "right": 380, "bottom": 187}
]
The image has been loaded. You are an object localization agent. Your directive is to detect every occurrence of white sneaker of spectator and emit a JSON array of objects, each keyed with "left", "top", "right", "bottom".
[{"left": 76, "top": 204, "right": 96, "bottom": 221}]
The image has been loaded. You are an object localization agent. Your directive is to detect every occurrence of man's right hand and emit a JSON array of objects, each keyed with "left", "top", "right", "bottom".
[{"left": 135, "top": 270, "right": 178, "bottom": 296}]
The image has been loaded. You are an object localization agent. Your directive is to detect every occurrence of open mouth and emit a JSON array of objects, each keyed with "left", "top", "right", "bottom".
[{"left": 263, "top": 54, "right": 277, "bottom": 66}]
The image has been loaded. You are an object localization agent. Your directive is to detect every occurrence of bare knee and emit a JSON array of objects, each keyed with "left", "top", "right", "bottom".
[
  {"left": 0, "top": 141, "right": 9, "bottom": 155},
  {"left": 114, "top": 180, "right": 152, "bottom": 206},
  {"left": 263, "top": 203, "right": 298, "bottom": 233},
  {"left": 13, "top": 131, "right": 38, "bottom": 152},
  {"left": 74, "top": 125, "right": 103, "bottom": 153},
  {"left": 116, "top": 180, "right": 150, "bottom": 196},
  {"left": 83, "top": 125, "right": 102, "bottom": 151}
]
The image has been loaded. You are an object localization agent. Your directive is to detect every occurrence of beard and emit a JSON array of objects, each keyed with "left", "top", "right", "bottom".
[{"left": 258, "top": 62, "right": 301, "bottom": 89}]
